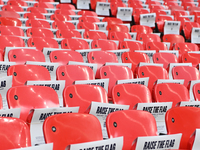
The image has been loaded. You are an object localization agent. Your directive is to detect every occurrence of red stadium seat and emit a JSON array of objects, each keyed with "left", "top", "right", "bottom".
[
  {"left": 56, "top": 29, "right": 82, "bottom": 38},
  {"left": 26, "top": 28, "right": 54, "bottom": 38},
  {"left": 102, "top": 17, "right": 123, "bottom": 25},
  {"left": 50, "top": 14, "right": 71, "bottom": 22},
  {"left": 162, "top": 34, "right": 185, "bottom": 50},
  {"left": 0, "top": 11, "right": 20, "bottom": 18},
  {"left": 79, "top": 16, "right": 100, "bottom": 23},
  {"left": 77, "top": 22, "right": 99, "bottom": 31},
  {"left": 54, "top": 9, "right": 76, "bottom": 16},
  {"left": 34, "top": 2, "right": 54, "bottom": 8},
  {"left": 63, "top": 84, "right": 108, "bottom": 113},
  {"left": 0, "top": 17, "right": 22, "bottom": 26},
  {"left": 182, "top": 53, "right": 200, "bottom": 67},
  {"left": 146, "top": 42, "right": 168, "bottom": 51},
  {"left": 182, "top": 22, "right": 200, "bottom": 41},
  {"left": 24, "top": 12, "right": 46, "bottom": 20},
  {"left": 26, "top": 19, "right": 51, "bottom": 28},
  {"left": 84, "top": 30, "right": 107, "bottom": 40},
  {"left": 0, "top": 26, "right": 24, "bottom": 36},
  {"left": 7, "top": 0, "right": 28, "bottom": 7},
  {"left": 78, "top": 10, "right": 98, "bottom": 17},
  {"left": 107, "top": 24, "right": 129, "bottom": 33},
  {"left": 192, "top": 83, "right": 200, "bottom": 101},
  {"left": 56, "top": 3, "right": 76, "bottom": 10},
  {"left": 27, "top": 7, "right": 48, "bottom": 13},
  {"left": 7, "top": 85, "right": 59, "bottom": 122},
  {"left": 131, "top": 25, "right": 153, "bottom": 39},
  {"left": 91, "top": 39, "right": 118, "bottom": 51},
  {"left": 109, "top": 31, "right": 132, "bottom": 42},
  {"left": 2, "top": 5, "right": 24, "bottom": 12},
  {"left": 61, "top": 38, "right": 89, "bottom": 51},
  {"left": 120, "top": 41, "right": 144, "bottom": 52},
  {"left": 52, "top": 21, "right": 75, "bottom": 30}
]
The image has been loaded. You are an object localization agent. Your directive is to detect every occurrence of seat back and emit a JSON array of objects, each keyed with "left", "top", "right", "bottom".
[
  {"left": 0, "top": 26, "right": 24, "bottom": 36},
  {"left": 56, "top": 29, "right": 81, "bottom": 38},
  {"left": 120, "top": 41, "right": 144, "bottom": 51},
  {"left": 26, "top": 19, "right": 51, "bottom": 28},
  {"left": 77, "top": 22, "right": 99, "bottom": 31},
  {"left": 27, "top": 7, "right": 48, "bottom": 13},
  {"left": 91, "top": 40, "right": 118, "bottom": 51},
  {"left": 165, "top": 107, "right": 200, "bottom": 149},
  {"left": 146, "top": 42, "right": 168, "bottom": 51},
  {"left": 7, "top": 85, "right": 59, "bottom": 121},
  {"left": 7, "top": 64, "right": 51, "bottom": 86},
  {"left": 26, "top": 28, "right": 54, "bottom": 38},
  {"left": 0, "top": 17, "right": 22, "bottom": 26},
  {"left": 109, "top": 31, "right": 132, "bottom": 41},
  {"left": 63, "top": 84, "right": 108, "bottom": 112},
  {"left": 24, "top": 12, "right": 46, "bottom": 20},
  {"left": 182, "top": 53, "right": 200, "bottom": 67},
  {"left": 162, "top": 34, "right": 185, "bottom": 50},
  {"left": 192, "top": 83, "right": 200, "bottom": 101},
  {"left": 61, "top": 38, "right": 89, "bottom": 50},
  {"left": 112, "top": 84, "right": 152, "bottom": 109},
  {"left": 43, "top": 113, "right": 103, "bottom": 150},
  {"left": 0, "top": 117, "right": 31, "bottom": 149},
  {"left": 0, "top": 10, "right": 20, "bottom": 18},
  {"left": 52, "top": 21, "right": 75, "bottom": 30},
  {"left": 106, "top": 110, "right": 157, "bottom": 150},
  {"left": 84, "top": 30, "right": 107, "bottom": 40}
]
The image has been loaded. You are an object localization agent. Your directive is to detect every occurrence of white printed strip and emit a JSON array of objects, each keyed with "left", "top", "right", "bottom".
[
  {"left": 181, "top": 15, "right": 195, "bottom": 22},
  {"left": 69, "top": 137, "right": 123, "bottom": 150},
  {"left": 95, "top": 2, "right": 110, "bottom": 16},
  {"left": 4, "top": 47, "right": 36, "bottom": 62},
  {"left": 168, "top": 63, "right": 192, "bottom": 79},
  {"left": 191, "top": 28, "right": 200, "bottom": 44},
  {"left": 159, "top": 50, "right": 179, "bottom": 59},
  {"left": 43, "top": 48, "right": 71, "bottom": 62},
  {"left": 135, "top": 50, "right": 156, "bottom": 63},
  {"left": 94, "top": 22, "right": 108, "bottom": 30},
  {"left": 142, "top": 4, "right": 149, "bottom": 9},
  {"left": 107, "top": 49, "right": 130, "bottom": 63},
  {"left": 179, "top": 101, "right": 200, "bottom": 107},
  {"left": 0, "top": 62, "right": 16, "bottom": 77},
  {"left": 75, "top": 79, "right": 109, "bottom": 93},
  {"left": 0, "top": 108, "right": 21, "bottom": 118},
  {"left": 77, "top": 0, "right": 90, "bottom": 10},
  {"left": 156, "top": 121, "right": 167, "bottom": 135},
  {"left": 188, "top": 80, "right": 200, "bottom": 102},
  {"left": 164, "top": 21, "right": 181, "bottom": 35},
  {"left": 156, "top": 79, "right": 184, "bottom": 85},
  {"left": 192, "top": 129, "right": 200, "bottom": 150},
  {"left": 60, "top": 0, "right": 71, "bottom": 3},
  {"left": 12, "top": 143, "right": 53, "bottom": 150},
  {"left": 26, "top": 80, "right": 66, "bottom": 107},
  {"left": 188, "top": 51, "right": 200, "bottom": 54},
  {"left": 89, "top": 102, "right": 129, "bottom": 139},
  {"left": 68, "top": 61, "right": 98, "bottom": 76},
  {"left": 26, "top": 61, "right": 59, "bottom": 81},
  {"left": 69, "top": 15, "right": 82, "bottom": 21},
  {"left": 30, "top": 107, "right": 79, "bottom": 146},
  {"left": 75, "top": 49, "right": 101, "bottom": 63},
  {"left": 105, "top": 62, "right": 132, "bottom": 69},
  {"left": 117, "top": 78, "right": 149, "bottom": 87},
  {"left": 163, "top": 42, "right": 170, "bottom": 50},
  {"left": 140, "top": 13, "right": 156, "bottom": 27},
  {"left": 138, "top": 62, "right": 163, "bottom": 68},
  {"left": 116, "top": 7, "right": 133, "bottom": 21},
  {"left": 136, "top": 102, "right": 172, "bottom": 121},
  {"left": 135, "top": 134, "right": 182, "bottom": 150},
  {"left": 0, "top": 76, "right": 13, "bottom": 109}
]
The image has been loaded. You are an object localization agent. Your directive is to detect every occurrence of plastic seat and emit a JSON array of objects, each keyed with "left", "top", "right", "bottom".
[
  {"left": 109, "top": 31, "right": 132, "bottom": 42},
  {"left": 165, "top": 107, "right": 200, "bottom": 149},
  {"left": 112, "top": 84, "right": 152, "bottom": 109},
  {"left": 107, "top": 24, "right": 129, "bottom": 33},
  {"left": 7, "top": 64, "right": 51, "bottom": 86},
  {"left": 100, "top": 65, "right": 133, "bottom": 99},
  {"left": 24, "top": 12, "right": 46, "bottom": 20},
  {"left": 0, "top": 36, "right": 25, "bottom": 53},
  {"left": 56, "top": 3, "right": 76, "bottom": 10},
  {"left": 7, "top": 85, "right": 59, "bottom": 122},
  {"left": 91, "top": 39, "right": 118, "bottom": 51},
  {"left": 0, "top": 11, "right": 20, "bottom": 18},
  {"left": 122, "top": 52, "right": 150, "bottom": 76},
  {"left": 133, "top": 9, "right": 150, "bottom": 25},
  {"left": 27, "top": 37, "right": 59, "bottom": 51},
  {"left": 8, "top": 48, "right": 46, "bottom": 64},
  {"left": 90, "top": 0, "right": 107, "bottom": 10},
  {"left": 153, "top": 83, "right": 190, "bottom": 107},
  {"left": 131, "top": 25, "right": 153, "bottom": 39},
  {"left": 182, "top": 53, "right": 200, "bottom": 67},
  {"left": 50, "top": 50, "right": 84, "bottom": 65},
  {"left": 191, "top": 82, "right": 200, "bottom": 101},
  {"left": 110, "top": 1, "right": 126, "bottom": 16},
  {"left": 26, "top": 19, "right": 51, "bottom": 28},
  {"left": 0, "top": 17, "right": 22, "bottom": 26},
  {"left": 78, "top": 10, "right": 98, "bottom": 17},
  {"left": 146, "top": 42, "right": 168, "bottom": 51},
  {"left": 26, "top": 28, "right": 54, "bottom": 38},
  {"left": 0, "top": 117, "right": 31, "bottom": 150},
  {"left": 63, "top": 84, "right": 108, "bottom": 113},
  {"left": 7, "top": 0, "right": 28, "bottom": 7},
  {"left": 120, "top": 41, "right": 144, "bottom": 52},
  {"left": 106, "top": 110, "right": 158, "bottom": 150},
  {"left": 156, "top": 15, "right": 174, "bottom": 33},
  {"left": 27, "top": 7, "right": 48, "bottom": 14},
  {"left": 137, "top": 33, "right": 161, "bottom": 48},
  {"left": 2, "top": 5, "right": 24, "bottom": 12},
  {"left": 183, "top": 22, "right": 200, "bottom": 40},
  {"left": 43, "top": 113, "right": 103, "bottom": 150},
  {"left": 172, "top": 66, "right": 200, "bottom": 87},
  {"left": 77, "top": 22, "right": 99, "bottom": 31},
  {"left": 172, "top": 10, "right": 188, "bottom": 21},
  {"left": 61, "top": 38, "right": 89, "bottom": 51},
  {"left": 83, "top": 30, "right": 107, "bottom": 40},
  {"left": 162, "top": 34, "right": 185, "bottom": 50},
  {"left": 153, "top": 53, "right": 178, "bottom": 69},
  {"left": 102, "top": 17, "right": 123, "bottom": 26},
  {"left": 136, "top": 65, "right": 169, "bottom": 92},
  {"left": 0, "top": 26, "right": 24, "bottom": 36},
  {"left": 56, "top": 29, "right": 81, "bottom": 39},
  {"left": 79, "top": 16, "right": 100, "bottom": 23},
  {"left": 50, "top": 14, "right": 71, "bottom": 22},
  {"left": 56, "top": 65, "right": 95, "bottom": 87},
  {"left": 54, "top": 9, "right": 76, "bottom": 16},
  {"left": 52, "top": 21, "right": 75, "bottom": 30},
  {"left": 34, "top": 2, "right": 54, "bottom": 8}
]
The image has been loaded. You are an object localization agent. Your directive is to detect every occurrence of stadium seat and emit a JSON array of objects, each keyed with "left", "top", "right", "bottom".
[
  {"left": 54, "top": 9, "right": 76, "bottom": 16},
  {"left": 106, "top": 110, "right": 158, "bottom": 150},
  {"left": 112, "top": 84, "right": 152, "bottom": 109},
  {"left": 52, "top": 21, "right": 75, "bottom": 30},
  {"left": 172, "top": 66, "right": 200, "bottom": 87},
  {"left": 146, "top": 42, "right": 168, "bottom": 51},
  {"left": 7, "top": 0, "right": 28, "bottom": 7},
  {"left": 0, "top": 11, "right": 20, "bottom": 18},
  {"left": 153, "top": 53, "right": 178, "bottom": 69},
  {"left": 182, "top": 53, "right": 200, "bottom": 67},
  {"left": 153, "top": 83, "right": 190, "bottom": 107},
  {"left": 131, "top": 25, "right": 153, "bottom": 39},
  {"left": 102, "top": 17, "right": 123, "bottom": 25},
  {"left": 50, "top": 14, "right": 71, "bottom": 22},
  {"left": 0, "top": 26, "right": 24, "bottom": 36},
  {"left": 83, "top": 30, "right": 107, "bottom": 40},
  {"left": 136, "top": 65, "right": 169, "bottom": 92},
  {"left": 91, "top": 39, "right": 118, "bottom": 50},
  {"left": 56, "top": 65, "right": 95, "bottom": 86},
  {"left": 0, "top": 117, "right": 31, "bottom": 149},
  {"left": 90, "top": 0, "right": 107, "bottom": 11},
  {"left": 122, "top": 52, "right": 150, "bottom": 76},
  {"left": 156, "top": 15, "right": 174, "bottom": 33},
  {"left": 24, "top": 12, "right": 46, "bottom": 20},
  {"left": 2, "top": 5, "right": 24, "bottom": 12},
  {"left": 63, "top": 84, "right": 108, "bottom": 113},
  {"left": 34, "top": 2, "right": 54, "bottom": 8},
  {"left": 61, "top": 38, "right": 89, "bottom": 51},
  {"left": 56, "top": 29, "right": 82, "bottom": 39},
  {"left": 50, "top": 50, "right": 84, "bottom": 65},
  {"left": 137, "top": 33, "right": 161, "bottom": 48},
  {"left": 79, "top": 16, "right": 100, "bottom": 23},
  {"left": 182, "top": 22, "right": 200, "bottom": 41},
  {"left": 120, "top": 41, "right": 144, "bottom": 51},
  {"left": 192, "top": 83, "right": 200, "bottom": 101},
  {"left": 162, "top": 34, "right": 185, "bottom": 50},
  {"left": 110, "top": 1, "right": 126, "bottom": 16},
  {"left": 109, "top": 31, "right": 132, "bottom": 42},
  {"left": 26, "top": 28, "right": 54, "bottom": 38},
  {"left": 27, "top": 37, "right": 59, "bottom": 51},
  {"left": 56, "top": 3, "right": 76, "bottom": 10},
  {"left": 107, "top": 24, "right": 129, "bottom": 33},
  {"left": 27, "top": 7, "right": 48, "bottom": 14},
  {"left": 77, "top": 22, "right": 99, "bottom": 31},
  {"left": 165, "top": 107, "right": 200, "bottom": 149},
  {"left": 7, "top": 85, "right": 59, "bottom": 122},
  {"left": 7, "top": 64, "right": 51, "bottom": 86},
  {"left": 0, "top": 17, "right": 22, "bottom": 26},
  {"left": 26, "top": 19, "right": 51, "bottom": 28},
  {"left": 78, "top": 10, "right": 98, "bottom": 17},
  {"left": 43, "top": 113, "right": 103, "bottom": 150},
  {"left": 100, "top": 65, "right": 133, "bottom": 99}
]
